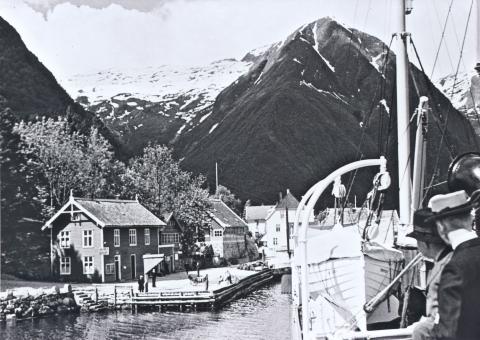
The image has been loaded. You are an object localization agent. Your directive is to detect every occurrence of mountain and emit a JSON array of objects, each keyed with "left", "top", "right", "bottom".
[
  {"left": 436, "top": 71, "right": 480, "bottom": 135},
  {"left": 0, "top": 16, "right": 122, "bottom": 156},
  {"left": 63, "top": 60, "right": 252, "bottom": 157},
  {"left": 174, "top": 17, "right": 478, "bottom": 206}
]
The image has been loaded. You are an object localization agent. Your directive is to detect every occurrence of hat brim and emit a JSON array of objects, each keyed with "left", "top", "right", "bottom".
[
  {"left": 406, "top": 230, "right": 444, "bottom": 243},
  {"left": 425, "top": 202, "right": 473, "bottom": 222}
]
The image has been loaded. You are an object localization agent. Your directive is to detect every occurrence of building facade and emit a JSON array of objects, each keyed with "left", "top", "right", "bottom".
[
  {"left": 244, "top": 205, "right": 275, "bottom": 238},
  {"left": 42, "top": 195, "right": 165, "bottom": 283},
  {"left": 263, "top": 189, "right": 315, "bottom": 258},
  {"left": 159, "top": 212, "right": 186, "bottom": 273},
  {"left": 205, "top": 199, "right": 250, "bottom": 261}
]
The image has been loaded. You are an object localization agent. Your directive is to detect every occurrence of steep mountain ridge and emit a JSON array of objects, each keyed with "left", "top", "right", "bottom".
[
  {"left": 0, "top": 15, "right": 122, "bottom": 156},
  {"left": 174, "top": 17, "right": 477, "bottom": 205}
]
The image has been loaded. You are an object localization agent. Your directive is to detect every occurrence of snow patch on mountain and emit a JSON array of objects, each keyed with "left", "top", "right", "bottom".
[
  {"left": 311, "top": 22, "right": 335, "bottom": 72},
  {"left": 64, "top": 59, "right": 250, "bottom": 103}
]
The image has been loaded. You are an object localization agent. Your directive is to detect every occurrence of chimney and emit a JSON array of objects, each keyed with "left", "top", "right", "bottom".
[
  {"left": 115, "top": 194, "right": 120, "bottom": 200},
  {"left": 286, "top": 188, "right": 290, "bottom": 195}
]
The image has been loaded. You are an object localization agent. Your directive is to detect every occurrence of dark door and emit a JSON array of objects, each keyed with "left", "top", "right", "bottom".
[
  {"left": 130, "top": 254, "right": 136, "bottom": 280},
  {"left": 114, "top": 256, "right": 120, "bottom": 281}
]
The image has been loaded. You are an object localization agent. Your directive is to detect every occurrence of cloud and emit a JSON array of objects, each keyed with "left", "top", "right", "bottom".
[{"left": 23, "top": 0, "right": 173, "bottom": 18}]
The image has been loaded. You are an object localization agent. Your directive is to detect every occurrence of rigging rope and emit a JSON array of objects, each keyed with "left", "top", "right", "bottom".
[
  {"left": 449, "top": 0, "right": 474, "bottom": 101},
  {"left": 341, "top": 36, "right": 395, "bottom": 218},
  {"left": 430, "top": 0, "right": 454, "bottom": 79}
]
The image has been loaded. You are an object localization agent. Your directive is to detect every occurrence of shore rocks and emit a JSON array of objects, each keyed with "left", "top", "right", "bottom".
[{"left": 0, "top": 288, "right": 79, "bottom": 322}]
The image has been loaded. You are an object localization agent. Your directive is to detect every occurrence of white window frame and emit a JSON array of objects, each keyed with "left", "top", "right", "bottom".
[
  {"left": 129, "top": 229, "right": 137, "bottom": 246},
  {"left": 59, "top": 231, "right": 71, "bottom": 248},
  {"left": 83, "top": 230, "right": 93, "bottom": 248},
  {"left": 144, "top": 228, "right": 150, "bottom": 246},
  {"left": 60, "top": 257, "right": 71, "bottom": 275},
  {"left": 105, "top": 263, "right": 115, "bottom": 275},
  {"left": 114, "top": 229, "right": 120, "bottom": 247},
  {"left": 213, "top": 230, "right": 223, "bottom": 237},
  {"left": 161, "top": 233, "right": 180, "bottom": 244},
  {"left": 273, "top": 237, "right": 278, "bottom": 245},
  {"left": 276, "top": 224, "right": 281, "bottom": 232},
  {"left": 83, "top": 256, "right": 94, "bottom": 275}
]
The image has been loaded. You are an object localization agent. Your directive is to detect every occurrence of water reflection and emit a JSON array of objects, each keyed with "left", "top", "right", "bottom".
[{"left": 2, "top": 282, "right": 291, "bottom": 340}]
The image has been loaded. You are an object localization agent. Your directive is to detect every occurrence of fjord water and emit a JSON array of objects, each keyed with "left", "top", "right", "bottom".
[{"left": 2, "top": 282, "right": 291, "bottom": 340}]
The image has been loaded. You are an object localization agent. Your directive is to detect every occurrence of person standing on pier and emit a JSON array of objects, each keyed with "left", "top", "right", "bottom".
[
  {"left": 406, "top": 208, "right": 452, "bottom": 340},
  {"left": 428, "top": 190, "right": 480, "bottom": 340},
  {"left": 138, "top": 275, "right": 145, "bottom": 293},
  {"left": 151, "top": 268, "right": 156, "bottom": 288}
]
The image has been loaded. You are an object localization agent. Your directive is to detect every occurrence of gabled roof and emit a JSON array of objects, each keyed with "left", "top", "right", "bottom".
[
  {"left": 42, "top": 196, "right": 165, "bottom": 230},
  {"left": 276, "top": 189, "right": 299, "bottom": 210},
  {"left": 161, "top": 211, "right": 185, "bottom": 232},
  {"left": 209, "top": 199, "right": 248, "bottom": 229},
  {"left": 245, "top": 205, "right": 275, "bottom": 221}
]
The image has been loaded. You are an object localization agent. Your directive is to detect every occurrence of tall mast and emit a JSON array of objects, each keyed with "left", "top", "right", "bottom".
[
  {"left": 215, "top": 162, "right": 219, "bottom": 195},
  {"left": 396, "top": 0, "right": 412, "bottom": 226},
  {"left": 476, "top": 0, "right": 480, "bottom": 75}
]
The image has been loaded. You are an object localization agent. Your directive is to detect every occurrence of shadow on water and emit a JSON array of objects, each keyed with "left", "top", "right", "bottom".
[{"left": 1, "top": 282, "right": 291, "bottom": 340}]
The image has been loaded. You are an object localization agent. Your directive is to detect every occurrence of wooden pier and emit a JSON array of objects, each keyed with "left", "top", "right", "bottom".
[{"left": 130, "top": 269, "right": 274, "bottom": 310}]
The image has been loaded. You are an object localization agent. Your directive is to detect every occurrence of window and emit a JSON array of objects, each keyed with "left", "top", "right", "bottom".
[
  {"left": 280, "top": 212, "right": 285, "bottom": 219},
  {"left": 60, "top": 257, "right": 71, "bottom": 275},
  {"left": 273, "top": 238, "right": 278, "bottom": 245},
  {"left": 161, "top": 233, "right": 180, "bottom": 244},
  {"left": 129, "top": 229, "right": 137, "bottom": 246},
  {"left": 276, "top": 224, "right": 281, "bottom": 232},
  {"left": 114, "top": 229, "right": 120, "bottom": 247},
  {"left": 144, "top": 228, "right": 150, "bottom": 245},
  {"left": 59, "top": 231, "right": 70, "bottom": 248},
  {"left": 214, "top": 230, "right": 223, "bottom": 237},
  {"left": 83, "top": 230, "right": 93, "bottom": 248},
  {"left": 83, "top": 256, "right": 94, "bottom": 274},
  {"left": 72, "top": 213, "right": 81, "bottom": 222},
  {"left": 105, "top": 263, "right": 115, "bottom": 275}
]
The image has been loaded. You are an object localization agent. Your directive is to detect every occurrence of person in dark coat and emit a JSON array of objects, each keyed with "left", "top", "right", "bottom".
[
  {"left": 151, "top": 268, "right": 156, "bottom": 288},
  {"left": 138, "top": 275, "right": 145, "bottom": 293},
  {"left": 428, "top": 190, "right": 480, "bottom": 340},
  {"left": 406, "top": 208, "right": 452, "bottom": 340}
]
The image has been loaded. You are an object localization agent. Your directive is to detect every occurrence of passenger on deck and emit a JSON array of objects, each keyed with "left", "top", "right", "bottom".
[
  {"left": 406, "top": 208, "right": 452, "bottom": 340},
  {"left": 428, "top": 190, "right": 480, "bottom": 340}
]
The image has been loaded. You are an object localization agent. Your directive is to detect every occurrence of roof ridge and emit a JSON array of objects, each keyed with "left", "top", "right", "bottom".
[{"left": 74, "top": 197, "right": 138, "bottom": 203}]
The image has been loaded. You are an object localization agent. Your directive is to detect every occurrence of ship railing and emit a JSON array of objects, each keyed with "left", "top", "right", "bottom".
[{"left": 328, "top": 328, "right": 412, "bottom": 339}]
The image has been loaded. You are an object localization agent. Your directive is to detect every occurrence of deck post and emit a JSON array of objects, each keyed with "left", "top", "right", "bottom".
[
  {"left": 95, "top": 287, "right": 98, "bottom": 303},
  {"left": 114, "top": 286, "right": 117, "bottom": 308}
]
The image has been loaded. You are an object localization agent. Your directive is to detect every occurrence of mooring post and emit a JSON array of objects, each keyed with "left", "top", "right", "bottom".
[
  {"left": 95, "top": 287, "right": 98, "bottom": 304},
  {"left": 114, "top": 286, "right": 117, "bottom": 308}
]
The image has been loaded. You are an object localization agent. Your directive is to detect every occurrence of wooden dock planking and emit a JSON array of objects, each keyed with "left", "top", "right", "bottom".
[{"left": 130, "top": 269, "right": 275, "bottom": 310}]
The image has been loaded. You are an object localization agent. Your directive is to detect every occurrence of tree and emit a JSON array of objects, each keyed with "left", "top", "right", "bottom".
[
  {"left": 0, "top": 108, "right": 41, "bottom": 231},
  {"left": 214, "top": 185, "right": 243, "bottom": 215},
  {"left": 14, "top": 117, "right": 123, "bottom": 216},
  {"left": 123, "top": 144, "right": 211, "bottom": 230}
]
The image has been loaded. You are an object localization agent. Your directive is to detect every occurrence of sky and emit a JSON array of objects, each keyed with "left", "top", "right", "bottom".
[{"left": 0, "top": 0, "right": 477, "bottom": 82}]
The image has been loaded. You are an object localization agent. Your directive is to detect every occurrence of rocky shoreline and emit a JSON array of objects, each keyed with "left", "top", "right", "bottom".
[{"left": 0, "top": 285, "right": 79, "bottom": 322}]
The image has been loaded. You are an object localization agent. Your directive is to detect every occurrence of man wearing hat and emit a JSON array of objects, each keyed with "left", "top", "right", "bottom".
[
  {"left": 407, "top": 208, "right": 452, "bottom": 340},
  {"left": 428, "top": 190, "right": 480, "bottom": 340}
]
